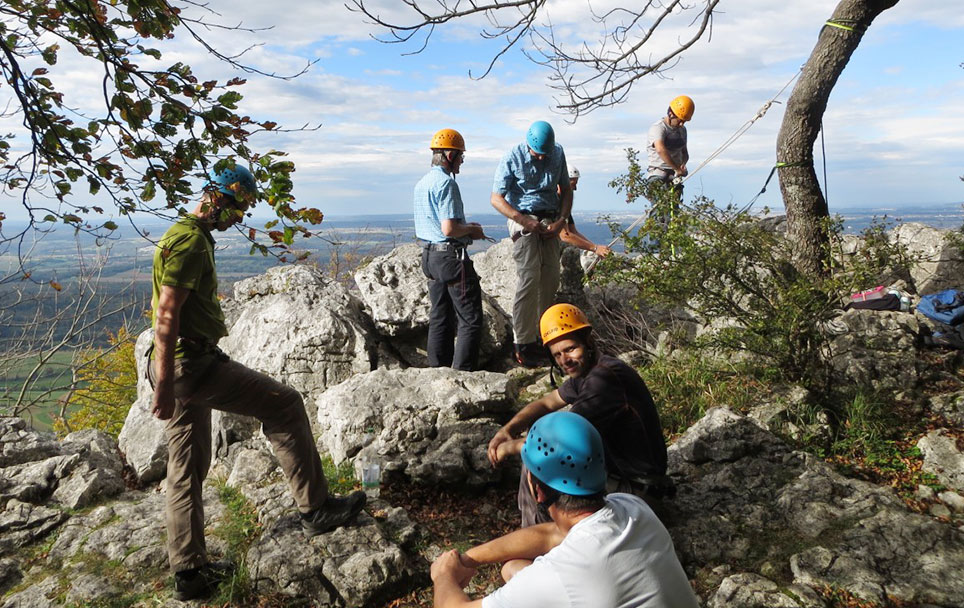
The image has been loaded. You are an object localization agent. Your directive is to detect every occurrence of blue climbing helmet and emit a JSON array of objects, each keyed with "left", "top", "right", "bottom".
[
  {"left": 206, "top": 162, "right": 257, "bottom": 203},
  {"left": 522, "top": 411, "right": 606, "bottom": 495},
  {"left": 526, "top": 121, "right": 555, "bottom": 155}
]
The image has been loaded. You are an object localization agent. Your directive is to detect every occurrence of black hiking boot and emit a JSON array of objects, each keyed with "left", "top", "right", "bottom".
[
  {"left": 301, "top": 491, "right": 367, "bottom": 538},
  {"left": 514, "top": 342, "right": 545, "bottom": 368},
  {"left": 173, "top": 561, "right": 234, "bottom": 601}
]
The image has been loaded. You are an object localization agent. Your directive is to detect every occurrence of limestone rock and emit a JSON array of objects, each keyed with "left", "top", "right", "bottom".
[
  {"left": 221, "top": 265, "right": 384, "bottom": 419},
  {"left": 352, "top": 243, "right": 511, "bottom": 368},
  {"left": 927, "top": 390, "right": 964, "bottom": 427},
  {"left": 0, "top": 417, "right": 60, "bottom": 468},
  {"left": 0, "top": 499, "right": 68, "bottom": 555},
  {"left": 353, "top": 242, "right": 428, "bottom": 337},
  {"left": 827, "top": 309, "right": 922, "bottom": 391},
  {"left": 666, "top": 407, "right": 964, "bottom": 607},
  {"left": 891, "top": 222, "right": 964, "bottom": 294},
  {"left": 918, "top": 429, "right": 964, "bottom": 491},
  {"left": 118, "top": 329, "right": 168, "bottom": 484},
  {"left": 316, "top": 367, "right": 517, "bottom": 488},
  {"left": 246, "top": 513, "right": 421, "bottom": 607},
  {"left": 117, "top": 390, "right": 167, "bottom": 484},
  {"left": 52, "top": 429, "right": 125, "bottom": 509},
  {"left": 472, "top": 238, "right": 517, "bottom": 318},
  {"left": 708, "top": 572, "right": 824, "bottom": 608},
  {"left": 0, "top": 557, "right": 20, "bottom": 595}
]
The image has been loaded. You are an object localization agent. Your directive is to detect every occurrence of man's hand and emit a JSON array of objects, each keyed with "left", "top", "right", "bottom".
[
  {"left": 517, "top": 214, "right": 541, "bottom": 235},
  {"left": 543, "top": 218, "right": 566, "bottom": 238},
  {"left": 487, "top": 427, "right": 514, "bottom": 467},
  {"left": 431, "top": 549, "right": 477, "bottom": 588},
  {"left": 151, "top": 380, "right": 176, "bottom": 420},
  {"left": 593, "top": 244, "right": 612, "bottom": 257},
  {"left": 467, "top": 222, "right": 486, "bottom": 241}
]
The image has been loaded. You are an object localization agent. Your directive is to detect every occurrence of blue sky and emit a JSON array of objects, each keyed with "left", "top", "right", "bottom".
[{"left": 3, "top": 1, "right": 962, "bottom": 225}]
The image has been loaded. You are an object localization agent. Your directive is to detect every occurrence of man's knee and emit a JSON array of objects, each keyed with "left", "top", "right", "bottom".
[{"left": 501, "top": 559, "right": 532, "bottom": 583}]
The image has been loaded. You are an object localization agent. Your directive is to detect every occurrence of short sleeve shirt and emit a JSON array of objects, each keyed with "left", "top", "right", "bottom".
[
  {"left": 557, "top": 356, "right": 667, "bottom": 479},
  {"left": 413, "top": 166, "right": 469, "bottom": 244},
  {"left": 646, "top": 119, "right": 688, "bottom": 174},
  {"left": 492, "top": 142, "right": 568, "bottom": 214},
  {"left": 481, "top": 494, "right": 700, "bottom": 608},
  {"left": 151, "top": 217, "right": 228, "bottom": 356}
]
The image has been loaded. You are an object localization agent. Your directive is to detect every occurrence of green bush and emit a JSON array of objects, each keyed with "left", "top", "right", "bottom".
[
  {"left": 53, "top": 328, "right": 138, "bottom": 438},
  {"left": 599, "top": 148, "right": 911, "bottom": 389}
]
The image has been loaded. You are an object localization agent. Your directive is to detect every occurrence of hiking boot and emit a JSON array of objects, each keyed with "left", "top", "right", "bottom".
[
  {"left": 301, "top": 491, "right": 367, "bottom": 537},
  {"left": 514, "top": 342, "right": 545, "bottom": 368},
  {"left": 173, "top": 561, "right": 234, "bottom": 601}
]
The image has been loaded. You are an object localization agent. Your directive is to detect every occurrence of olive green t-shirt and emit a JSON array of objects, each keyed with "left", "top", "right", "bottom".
[{"left": 151, "top": 216, "right": 228, "bottom": 357}]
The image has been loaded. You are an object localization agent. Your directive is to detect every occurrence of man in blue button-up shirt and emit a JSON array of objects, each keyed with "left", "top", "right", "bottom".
[
  {"left": 414, "top": 128, "right": 487, "bottom": 371},
  {"left": 491, "top": 121, "right": 573, "bottom": 367}
]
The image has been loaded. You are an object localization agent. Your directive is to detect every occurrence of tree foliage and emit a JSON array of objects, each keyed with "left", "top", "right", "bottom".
[
  {"left": 53, "top": 327, "right": 137, "bottom": 438},
  {"left": 601, "top": 148, "right": 911, "bottom": 387},
  {"left": 0, "top": 0, "right": 322, "bottom": 283}
]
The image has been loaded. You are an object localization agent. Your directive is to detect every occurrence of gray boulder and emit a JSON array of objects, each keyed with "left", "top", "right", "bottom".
[
  {"left": 826, "top": 309, "right": 922, "bottom": 391},
  {"left": 473, "top": 238, "right": 517, "bottom": 317},
  {"left": 891, "top": 222, "right": 964, "bottom": 294},
  {"left": 316, "top": 367, "right": 517, "bottom": 488},
  {"left": 246, "top": 512, "right": 421, "bottom": 607},
  {"left": 222, "top": 265, "right": 384, "bottom": 410},
  {"left": 708, "top": 572, "right": 824, "bottom": 608},
  {"left": 353, "top": 242, "right": 427, "bottom": 337},
  {"left": 667, "top": 408, "right": 964, "bottom": 607},
  {"left": 352, "top": 243, "right": 511, "bottom": 368},
  {"left": 918, "top": 429, "right": 964, "bottom": 492},
  {"left": 117, "top": 329, "right": 167, "bottom": 484}
]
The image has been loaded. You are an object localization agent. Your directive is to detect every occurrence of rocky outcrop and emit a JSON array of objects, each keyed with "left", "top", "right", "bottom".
[
  {"left": 826, "top": 309, "right": 923, "bottom": 391},
  {"left": 891, "top": 222, "right": 964, "bottom": 294},
  {"left": 667, "top": 408, "right": 964, "bottom": 607},
  {"left": 352, "top": 243, "right": 511, "bottom": 368},
  {"left": 224, "top": 443, "right": 423, "bottom": 606},
  {"left": 918, "top": 429, "right": 964, "bottom": 492},
  {"left": 316, "top": 367, "right": 518, "bottom": 488},
  {"left": 222, "top": 265, "right": 386, "bottom": 407},
  {"left": 117, "top": 329, "right": 167, "bottom": 483}
]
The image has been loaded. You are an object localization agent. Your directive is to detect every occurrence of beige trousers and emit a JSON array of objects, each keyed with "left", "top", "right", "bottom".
[
  {"left": 149, "top": 350, "right": 327, "bottom": 572},
  {"left": 508, "top": 216, "right": 562, "bottom": 344}
]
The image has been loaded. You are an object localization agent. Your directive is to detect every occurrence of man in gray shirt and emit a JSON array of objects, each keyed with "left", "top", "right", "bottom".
[{"left": 646, "top": 95, "right": 694, "bottom": 205}]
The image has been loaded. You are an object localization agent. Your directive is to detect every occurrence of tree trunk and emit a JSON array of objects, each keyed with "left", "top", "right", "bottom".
[{"left": 777, "top": 0, "right": 899, "bottom": 278}]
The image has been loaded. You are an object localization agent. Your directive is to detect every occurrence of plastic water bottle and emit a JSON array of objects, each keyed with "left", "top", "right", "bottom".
[{"left": 359, "top": 459, "right": 380, "bottom": 498}]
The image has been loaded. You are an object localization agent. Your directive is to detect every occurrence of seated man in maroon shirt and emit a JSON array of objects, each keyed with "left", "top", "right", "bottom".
[{"left": 487, "top": 303, "right": 673, "bottom": 526}]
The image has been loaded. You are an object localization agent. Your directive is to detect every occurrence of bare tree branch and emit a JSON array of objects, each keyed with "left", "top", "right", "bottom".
[{"left": 346, "top": 0, "right": 720, "bottom": 117}]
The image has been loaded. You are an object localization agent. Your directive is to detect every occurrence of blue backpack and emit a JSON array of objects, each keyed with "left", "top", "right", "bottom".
[{"left": 917, "top": 289, "right": 964, "bottom": 326}]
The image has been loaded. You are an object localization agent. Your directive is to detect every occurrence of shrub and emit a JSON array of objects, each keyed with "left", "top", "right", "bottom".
[{"left": 53, "top": 328, "right": 137, "bottom": 438}]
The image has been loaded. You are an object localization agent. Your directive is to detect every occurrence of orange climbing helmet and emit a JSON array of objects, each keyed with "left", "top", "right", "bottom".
[
  {"left": 540, "top": 303, "right": 592, "bottom": 346},
  {"left": 669, "top": 95, "right": 695, "bottom": 122},
  {"left": 430, "top": 128, "right": 466, "bottom": 151}
]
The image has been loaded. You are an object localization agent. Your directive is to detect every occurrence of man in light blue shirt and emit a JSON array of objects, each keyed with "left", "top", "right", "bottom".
[
  {"left": 491, "top": 121, "right": 572, "bottom": 367},
  {"left": 414, "top": 128, "right": 487, "bottom": 371}
]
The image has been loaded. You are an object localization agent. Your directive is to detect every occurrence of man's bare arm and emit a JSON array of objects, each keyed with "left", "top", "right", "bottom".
[{"left": 151, "top": 284, "right": 191, "bottom": 420}]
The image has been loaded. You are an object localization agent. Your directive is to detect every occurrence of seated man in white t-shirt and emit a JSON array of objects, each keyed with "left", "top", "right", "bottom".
[{"left": 430, "top": 411, "right": 700, "bottom": 608}]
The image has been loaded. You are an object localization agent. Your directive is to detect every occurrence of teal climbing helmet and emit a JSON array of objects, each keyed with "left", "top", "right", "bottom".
[
  {"left": 206, "top": 162, "right": 257, "bottom": 203},
  {"left": 526, "top": 121, "right": 555, "bottom": 155},
  {"left": 522, "top": 411, "right": 606, "bottom": 495}
]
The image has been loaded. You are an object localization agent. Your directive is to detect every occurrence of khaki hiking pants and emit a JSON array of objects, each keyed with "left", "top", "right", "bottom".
[
  {"left": 148, "top": 350, "right": 327, "bottom": 572},
  {"left": 508, "top": 216, "right": 562, "bottom": 345}
]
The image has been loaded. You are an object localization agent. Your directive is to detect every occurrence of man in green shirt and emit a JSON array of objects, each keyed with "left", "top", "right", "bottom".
[{"left": 149, "top": 163, "right": 366, "bottom": 601}]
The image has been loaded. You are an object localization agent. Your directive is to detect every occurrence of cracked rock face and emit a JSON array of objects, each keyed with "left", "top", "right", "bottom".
[
  {"left": 827, "top": 309, "right": 923, "bottom": 392},
  {"left": 891, "top": 222, "right": 964, "bottom": 294},
  {"left": 352, "top": 242, "right": 511, "bottom": 368},
  {"left": 666, "top": 408, "right": 964, "bottom": 607},
  {"left": 316, "top": 367, "right": 517, "bottom": 489},
  {"left": 917, "top": 429, "right": 964, "bottom": 492}
]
